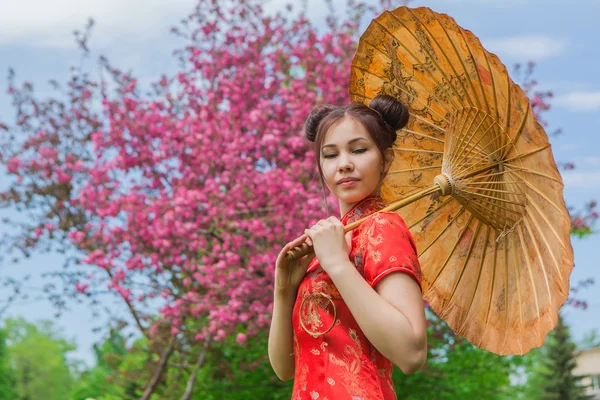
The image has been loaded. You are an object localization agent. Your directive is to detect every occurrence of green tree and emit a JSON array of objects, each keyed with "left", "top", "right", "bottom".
[
  {"left": 393, "top": 310, "right": 520, "bottom": 400},
  {"left": 70, "top": 328, "right": 137, "bottom": 400},
  {"left": 526, "top": 314, "right": 593, "bottom": 400},
  {"left": 3, "top": 317, "right": 74, "bottom": 400},
  {"left": 0, "top": 328, "right": 16, "bottom": 400}
]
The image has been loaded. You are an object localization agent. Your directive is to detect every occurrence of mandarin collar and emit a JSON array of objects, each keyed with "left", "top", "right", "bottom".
[{"left": 340, "top": 195, "right": 386, "bottom": 225}]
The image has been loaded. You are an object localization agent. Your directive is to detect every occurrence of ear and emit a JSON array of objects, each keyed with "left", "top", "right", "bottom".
[{"left": 382, "top": 147, "right": 395, "bottom": 173}]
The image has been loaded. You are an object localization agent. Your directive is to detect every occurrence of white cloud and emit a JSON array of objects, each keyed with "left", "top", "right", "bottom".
[
  {"left": 0, "top": 0, "right": 198, "bottom": 48},
  {"left": 482, "top": 35, "right": 568, "bottom": 60},
  {"left": 553, "top": 91, "right": 600, "bottom": 112}
]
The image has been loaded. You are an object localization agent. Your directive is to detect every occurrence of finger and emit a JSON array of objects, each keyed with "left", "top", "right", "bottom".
[
  {"left": 299, "top": 251, "right": 316, "bottom": 269},
  {"left": 283, "top": 235, "right": 305, "bottom": 251}
]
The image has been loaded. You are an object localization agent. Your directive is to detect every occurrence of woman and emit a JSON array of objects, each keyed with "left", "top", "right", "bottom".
[{"left": 268, "top": 95, "right": 427, "bottom": 400}]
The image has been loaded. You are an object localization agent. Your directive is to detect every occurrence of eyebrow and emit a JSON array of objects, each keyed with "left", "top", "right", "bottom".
[{"left": 321, "top": 137, "right": 369, "bottom": 150}]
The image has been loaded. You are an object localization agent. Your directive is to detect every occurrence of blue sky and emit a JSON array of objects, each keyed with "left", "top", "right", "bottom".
[{"left": 0, "top": 0, "right": 599, "bottom": 365}]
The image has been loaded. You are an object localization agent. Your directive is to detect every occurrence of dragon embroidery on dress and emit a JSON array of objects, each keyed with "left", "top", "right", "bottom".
[
  {"left": 328, "top": 328, "right": 384, "bottom": 400},
  {"left": 299, "top": 280, "right": 340, "bottom": 335}
]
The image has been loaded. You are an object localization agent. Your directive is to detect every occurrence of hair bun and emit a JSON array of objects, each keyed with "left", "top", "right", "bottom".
[
  {"left": 305, "top": 104, "right": 336, "bottom": 142},
  {"left": 369, "top": 94, "right": 410, "bottom": 131}
]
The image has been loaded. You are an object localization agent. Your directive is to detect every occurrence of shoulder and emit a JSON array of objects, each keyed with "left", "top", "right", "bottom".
[{"left": 362, "top": 211, "right": 409, "bottom": 232}]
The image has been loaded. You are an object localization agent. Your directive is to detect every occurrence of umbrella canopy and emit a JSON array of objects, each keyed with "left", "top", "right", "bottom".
[{"left": 348, "top": 6, "right": 574, "bottom": 355}]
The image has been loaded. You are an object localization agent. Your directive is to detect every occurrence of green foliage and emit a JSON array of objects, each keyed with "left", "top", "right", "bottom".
[
  {"left": 69, "top": 326, "right": 292, "bottom": 400},
  {"left": 69, "top": 330, "right": 137, "bottom": 400},
  {"left": 191, "top": 330, "right": 292, "bottom": 399},
  {"left": 3, "top": 317, "right": 75, "bottom": 400},
  {"left": 539, "top": 315, "right": 593, "bottom": 400},
  {"left": 0, "top": 328, "right": 17, "bottom": 400},
  {"left": 522, "top": 314, "right": 593, "bottom": 400},
  {"left": 394, "top": 310, "right": 520, "bottom": 400}
]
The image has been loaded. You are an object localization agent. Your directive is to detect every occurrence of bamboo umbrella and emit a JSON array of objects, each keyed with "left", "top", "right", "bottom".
[{"left": 287, "top": 6, "right": 573, "bottom": 356}]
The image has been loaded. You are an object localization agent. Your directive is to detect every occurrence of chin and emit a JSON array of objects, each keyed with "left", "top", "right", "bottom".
[{"left": 336, "top": 189, "right": 371, "bottom": 204}]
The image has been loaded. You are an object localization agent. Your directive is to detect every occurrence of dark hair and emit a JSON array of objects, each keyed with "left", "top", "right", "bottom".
[{"left": 304, "top": 94, "right": 409, "bottom": 188}]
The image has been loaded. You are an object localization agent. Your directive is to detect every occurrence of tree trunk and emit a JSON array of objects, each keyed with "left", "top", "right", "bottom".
[
  {"left": 179, "top": 338, "right": 211, "bottom": 400},
  {"left": 140, "top": 335, "right": 177, "bottom": 400}
]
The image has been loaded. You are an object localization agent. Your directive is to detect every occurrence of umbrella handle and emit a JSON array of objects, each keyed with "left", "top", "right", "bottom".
[
  {"left": 284, "top": 185, "right": 442, "bottom": 262},
  {"left": 285, "top": 224, "right": 355, "bottom": 261},
  {"left": 285, "top": 241, "right": 315, "bottom": 261}
]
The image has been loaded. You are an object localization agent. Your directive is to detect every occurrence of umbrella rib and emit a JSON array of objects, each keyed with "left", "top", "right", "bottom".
[
  {"left": 480, "top": 232, "right": 499, "bottom": 347},
  {"left": 417, "top": 206, "right": 467, "bottom": 257},
  {"left": 448, "top": 109, "right": 489, "bottom": 168},
  {"left": 501, "top": 236, "right": 510, "bottom": 354},
  {"left": 357, "top": 33, "right": 462, "bottom": 114},
  {"left": 447, "top": 109, "right": 478, "bottom": 167},
  {"left": 463, "top": 187, "right": 526, "bottom": 196},
  {"left": 523, "top": 203, "right": 567, "bottom": 288},
  {"left": 466, "top": 191, "right": 526, "bottom": 208},
  {"left": 466, "top": 199, "right": 521, "bottom": 227},
  {"left": 516, "top": 226, "right": 542, "bottom": 321},
  {"left": 522, "top": 216, "right": 555, "bottom": 326},
  {"left": 448, "top": 219, "right": 483, "bottom": 319},
  {"left": 429, "top": 9, "right": 499, "bottom": 142},
  {"left": 394, "top": 148, "right": 444, "bottom": 155},
  {"left": 427, "top": 213, "right": 475, "bottom": 290},
  {"left": 456, "top": 28, "right": 493, "bottom": 120},
  {"left": 502, "top": 104, "right": 530, "bottom": 159},
  {"left": 379, "top": 13, "right": 467, "bottom": 111},
  {"left": 463, "top": 180, "right": 520, "bottom": 186},
  {"left": 458, "top": 143, "right": 551, "bottom": 181},
  {"left": 526, "top": 192, "right": 571, "bottom": 251},
  {"left": 455, "top": 29, "right": 504, "bottom": 154},
  {"left": 510, "top": 233, "right": 526, "bottom": 354},
  {"left": 459, "top": 225, "right": 491, "bottom": 333},
  {"left": 452, "top": 131, "right": 511, "bottom": 178},
  {"left": 387, "top": 165, "right": 442, "bottom": 175},
  {"left": 352, "top": 94, "right": 447, "bottom": 134},
  {"left": 401, "top": 128, "right": 446, "bottom": 143},
  {"left": 406, "top": 8, "right": 476, "bottom": 108},
  {"left": 451, "top": 122, "right": 505, "bottom": 178},
  {"left": 351, "top": 63, "right": 452, "bottom": 123},
  {"left": 502, "top": 162, "right": 561, "bottom": 184},
  {"left": 433, "top": 13, "right": 481, "bottom": 107},
  {"left": 503, "top": 168, "right": 566, "bottom": 216},
  {"left": 408, "top": 196, "right": 457, "bottom": 230},
  {"left": 482, "top": 48, "right": 501, "bottom": 124}
]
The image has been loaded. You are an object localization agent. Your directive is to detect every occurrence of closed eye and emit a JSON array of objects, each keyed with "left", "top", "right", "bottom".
[{"left": 323, "top": 148, "right": 367, "bottom": 159}]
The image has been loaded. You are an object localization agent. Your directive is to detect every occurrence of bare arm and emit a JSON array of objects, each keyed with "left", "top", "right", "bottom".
[
  {"left": 268, "top": 291, "right": 296, "bottom": 381},
  {"left": 328, "top": 261, "right": 427, "bottom": 375},
  {"left": 268, "top": 233, "right": 314, "bottom": 381}
]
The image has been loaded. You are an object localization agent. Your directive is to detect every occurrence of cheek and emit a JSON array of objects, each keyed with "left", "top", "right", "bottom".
[{"left": 321, "top": 161, "right": 337, "bottom": 183}]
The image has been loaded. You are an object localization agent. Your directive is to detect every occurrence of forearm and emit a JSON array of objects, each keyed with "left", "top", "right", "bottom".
[
  {"left": 327, "top": 260, "right": 426, "bottom": 373},
  {"left": 268, "top": 291, "right": 297, "bottom": 381}
]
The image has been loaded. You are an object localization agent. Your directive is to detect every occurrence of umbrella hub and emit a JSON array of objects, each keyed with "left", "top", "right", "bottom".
[{"left": 433, "top": 173, "right": 453, "bottom": 196}]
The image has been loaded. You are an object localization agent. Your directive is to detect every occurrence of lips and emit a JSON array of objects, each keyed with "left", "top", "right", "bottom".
[{"left": 337, "top": 178, "right": 359, "bottom": 185}]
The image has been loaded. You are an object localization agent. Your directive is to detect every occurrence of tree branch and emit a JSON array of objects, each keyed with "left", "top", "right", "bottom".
[
  {"left": 179, "top": 337, "right": 211, "bottom": 400},
  {"left": 140, "top": 335, "right": 177, "bottom": 400}
]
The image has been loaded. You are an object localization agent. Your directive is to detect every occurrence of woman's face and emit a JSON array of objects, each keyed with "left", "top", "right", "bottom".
[{"left": 320, "top": 116, "right": 393, "bottom": 215}]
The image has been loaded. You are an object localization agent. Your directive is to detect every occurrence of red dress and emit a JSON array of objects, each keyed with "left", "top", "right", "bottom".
[{"left": 291, "top": 195, "right": 422, "bottom": 400}]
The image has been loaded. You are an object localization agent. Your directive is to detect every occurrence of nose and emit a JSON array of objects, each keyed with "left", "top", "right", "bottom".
[{"left": 338, "top": 152, "right": 354, "bottom": 172}]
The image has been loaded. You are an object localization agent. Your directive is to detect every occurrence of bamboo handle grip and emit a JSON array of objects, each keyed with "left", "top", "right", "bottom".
[
  {"left": 284, "top": 185, "right": 441, "bottom": 262},
  {"left": 285, "top": 241, "right": 314, "bottom": 261}
]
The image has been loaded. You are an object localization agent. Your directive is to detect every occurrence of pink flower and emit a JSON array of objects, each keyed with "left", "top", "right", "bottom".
[
  {"left": 75, "top": 282, "right": 89, "bottom": 293},
  {"left": 236, "top": 333, "right": 247, "bottom": 345}
]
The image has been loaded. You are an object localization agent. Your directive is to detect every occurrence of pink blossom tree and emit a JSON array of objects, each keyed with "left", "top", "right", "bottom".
[{"left": 0, "top": 0, "right": 595, "bottom": 397}]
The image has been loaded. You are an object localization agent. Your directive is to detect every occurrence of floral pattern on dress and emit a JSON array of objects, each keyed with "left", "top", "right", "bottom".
[{"left": 290, "top": 196, "right": 422, "bottom": 400}]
